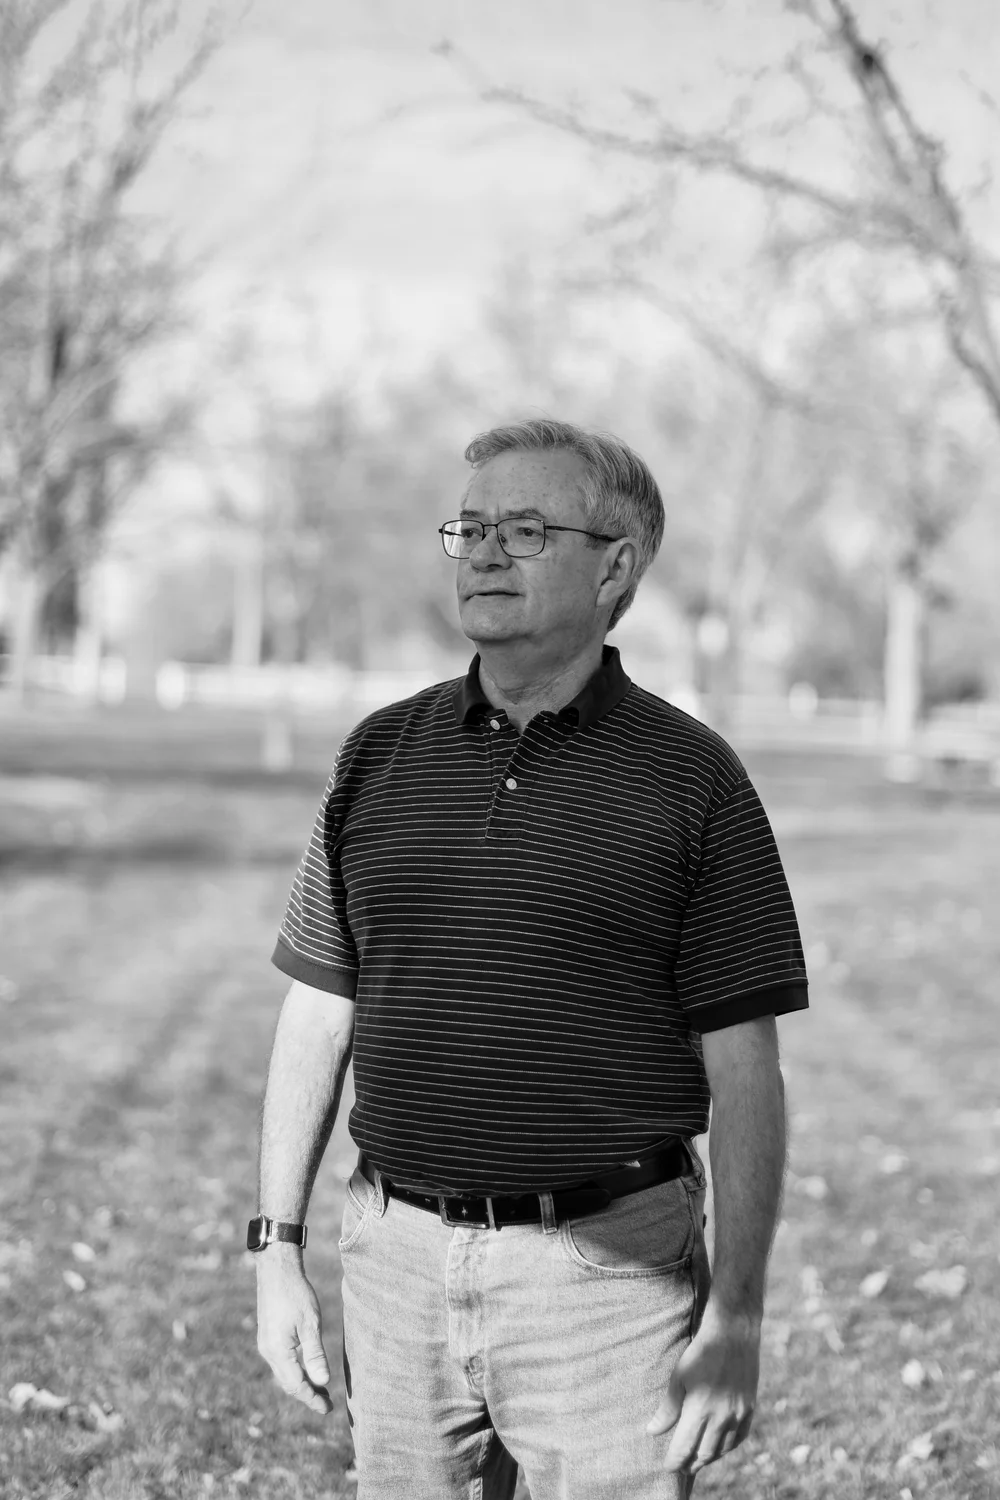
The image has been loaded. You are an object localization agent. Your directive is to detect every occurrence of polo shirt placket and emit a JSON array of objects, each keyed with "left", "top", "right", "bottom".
[{"left": 483, "top": 711, "right": 573, "bottom": 841}]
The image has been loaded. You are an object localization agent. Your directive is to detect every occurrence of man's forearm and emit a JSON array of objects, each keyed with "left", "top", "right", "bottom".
[
  {"left": 704, "top": 1061, "right": 786, "bottom": 1326},
  {"left": 258, "top": 985, "right": 355, "bottom": 1223}
]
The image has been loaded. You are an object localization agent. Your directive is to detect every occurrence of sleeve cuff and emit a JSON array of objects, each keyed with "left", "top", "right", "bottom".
[
  {"left": 271, "top": 936, "right": 359, "bottom": 998},
  {"left": 687, "top": 979, "right": 809, "bottom": 1034}
]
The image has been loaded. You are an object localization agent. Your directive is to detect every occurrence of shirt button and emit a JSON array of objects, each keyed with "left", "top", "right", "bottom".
[
  {"left": 489, "top": 719, "right": 501, "bottom": 731},
  {"left": 505, "top": 777, "right": 517, "bottom": 790}
]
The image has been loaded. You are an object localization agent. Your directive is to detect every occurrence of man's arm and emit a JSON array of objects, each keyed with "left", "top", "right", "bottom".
[
  {"left": 255, "top": 979, "right": 356, "bottom": 1416},
  {"left": 647, "top": 1013, "right": 786, "bottom": 1475}
]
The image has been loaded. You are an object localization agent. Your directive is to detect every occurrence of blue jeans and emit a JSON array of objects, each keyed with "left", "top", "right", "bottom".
[{"left": 339, "top": 1143, "right": 711, "bottom": 1499}]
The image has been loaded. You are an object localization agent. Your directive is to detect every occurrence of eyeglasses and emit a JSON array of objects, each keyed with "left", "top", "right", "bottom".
[{"left": 439, "top": 518, "right": 620, "bottom": 559}]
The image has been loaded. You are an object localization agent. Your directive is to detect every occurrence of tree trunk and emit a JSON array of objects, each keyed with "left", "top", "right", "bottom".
[
  {"left": 8, "top": 561, "right": 43, "bottom": 706},
  {"left": 72, "top": 567, "right": 103, "bottom": 704},
  {"left": 231, "top": 531, "right": 264, "bottom": 668},
  {"left": 883, "top": 565, "right": 923, "bottom": 781}
]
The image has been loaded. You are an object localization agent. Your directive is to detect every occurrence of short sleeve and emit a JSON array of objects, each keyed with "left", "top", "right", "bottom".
[
  {"left": 271, "top": 739, "right": 359, "bottom": 997},
  {"left": 675, "top": 773, "right": 808, "bottom": 1033}
]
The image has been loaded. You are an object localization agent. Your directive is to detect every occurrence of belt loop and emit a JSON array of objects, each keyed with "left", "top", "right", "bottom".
[{"left": 537, "top": 1190, "right": 559, "bottom": 1234}]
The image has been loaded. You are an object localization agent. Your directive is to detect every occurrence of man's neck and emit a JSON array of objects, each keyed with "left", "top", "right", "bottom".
[{"left": 476, "top": 640, "right": 605, "bottom": 733}]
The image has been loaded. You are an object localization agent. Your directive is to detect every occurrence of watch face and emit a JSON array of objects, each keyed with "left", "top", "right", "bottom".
[{"left": 246, "top": 1218, "right": 268, "bottom": 1251}]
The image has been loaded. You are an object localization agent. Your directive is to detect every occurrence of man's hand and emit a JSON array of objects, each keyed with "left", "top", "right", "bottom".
[
  {"left": 646, "top": 1309, "right": 760, "bottom": 1475},
  {"left": 256, "top": 1250, "right": 334, "bottom": 1416}
]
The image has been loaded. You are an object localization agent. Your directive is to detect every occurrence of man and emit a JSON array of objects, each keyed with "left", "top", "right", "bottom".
[{"left": 252, "top": 418, "right": 808, "bottom": 1499}]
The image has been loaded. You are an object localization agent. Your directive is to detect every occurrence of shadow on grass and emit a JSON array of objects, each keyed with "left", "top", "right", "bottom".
[{"left": 0, "top": 841, "right": 299, "bottom": 870}]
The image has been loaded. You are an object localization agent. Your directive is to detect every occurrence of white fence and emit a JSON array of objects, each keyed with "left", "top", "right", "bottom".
[{"left": 2, "top": 655, "right": 999, "bottom": 777}]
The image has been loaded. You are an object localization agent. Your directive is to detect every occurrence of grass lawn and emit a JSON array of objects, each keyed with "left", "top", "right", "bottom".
[{"left": 1, "top": 706, "right": 998, "bottom": 1498}]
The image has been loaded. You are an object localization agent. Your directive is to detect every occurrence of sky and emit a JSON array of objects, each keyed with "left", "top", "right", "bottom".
[{"left": 105, "top": 0, "right": 1000, "bottom": 386}]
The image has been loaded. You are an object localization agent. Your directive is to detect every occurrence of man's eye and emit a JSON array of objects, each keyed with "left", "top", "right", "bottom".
[
  {"left": 514, "top": 523, "right": 543, "bottom": 539},
  {"left": 459, "top": 524, "right": 481, "bottom": 540}
]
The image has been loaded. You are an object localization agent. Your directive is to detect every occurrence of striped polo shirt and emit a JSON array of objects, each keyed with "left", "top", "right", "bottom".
[{"left": 273, "top": 645, "right": 808, "bottom": 1195}]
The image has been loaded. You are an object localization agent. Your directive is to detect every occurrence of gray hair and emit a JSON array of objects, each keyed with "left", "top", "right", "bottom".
[{"left": 463, "top": 417, "right": 664, "bottom": 630}]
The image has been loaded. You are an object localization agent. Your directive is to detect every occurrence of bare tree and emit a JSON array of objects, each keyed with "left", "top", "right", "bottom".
[
  {"left": 442, "top": 0, "right": 999, "bottom": 750},
  {"left": 800, "top": 311, "right": 987, "bottom": 770},
  {"left": 448, "top": 0, "right": 1000, "bottom": 423},
  {"left": 0, "top": 0, "right": 223, "bottom": 698}
]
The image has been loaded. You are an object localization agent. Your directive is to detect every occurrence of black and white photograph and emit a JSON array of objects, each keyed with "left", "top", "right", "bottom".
[{"left": 1, "top": 1, "right": 998, "bottom": 1497}]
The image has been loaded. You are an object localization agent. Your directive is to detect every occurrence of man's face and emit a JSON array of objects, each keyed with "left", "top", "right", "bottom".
[{"left": 456, "top": 448, "right": 613, "bottom": 655}]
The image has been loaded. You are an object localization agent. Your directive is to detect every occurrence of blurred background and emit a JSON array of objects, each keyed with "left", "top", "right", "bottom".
[
  {"left": 1, "top": 0, "right": 998, "bottom": 771},
  {"left": 1, "top": 3, "right": 999, "bottom": 1499}
]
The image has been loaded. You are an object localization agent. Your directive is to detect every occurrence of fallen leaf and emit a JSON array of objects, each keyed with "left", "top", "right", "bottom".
[
  {"left": 63, "top": 1269, "right": 86, "bottom": 1293},
  {"left": 909, "top": 1239, "right": 936, "bottom": 1262},
  {"left": 71, "top": 1242, "right": 96, "bottom": 1264},
  {"left": 914, "top": 1265, "right": 967, "bottom": 1300},
  {"left": 34, "top": 1388, "right": 71, "bottom": 1412},
  {"left": 800, "top": 1266, "right": 823, "bottom": 1298},
  {"left": 860, "top": 1269, "right": 890, "bottom": 1299},
  {"left": 87, "top": 1401, "right": 124, "bottom": 1434},
  {"left": 247, "top": 1424, "right": 262, "bottom": 1439},
  {"left": 231, "top": 1469, "right": 251, "bottom": 1487},
  {"left": 901, "top": 1360, "right": 925, "bottom": 1388},
  {"left": 767, "top": 1321, "right": 792, "bottom": 1354},
  {"left": 832, "top": 1446, "right": 848, "bottom": 1464},
  {"left": 172, "top": 1320, "right": 188, "bottom": 1343},
  {"left": 180, "top": 1250, "right": 222, "bottom": 1272},
  {"left": 8, "top": 1383, "right": 38, "bottom": 1413},
  {"left": 895, "top": 1431, "right": 936, "bottom": 1471},
  {"left": 790, "top": 1444, "right": 811, "bottom": 1466}
]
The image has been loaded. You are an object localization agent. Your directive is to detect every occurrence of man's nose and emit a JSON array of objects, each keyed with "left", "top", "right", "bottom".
[{"left": 469, "top": 524, "right": 511, "bottom": 566}]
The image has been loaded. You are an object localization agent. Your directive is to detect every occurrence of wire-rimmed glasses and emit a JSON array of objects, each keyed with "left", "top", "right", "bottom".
[{"left": 439, "top": 518, "right": 620, "bottom": 558}]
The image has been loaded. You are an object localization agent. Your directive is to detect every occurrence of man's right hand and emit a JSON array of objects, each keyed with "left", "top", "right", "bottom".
[{"left": 256, "top": 1249, "right": 334, "bottom": 1415}]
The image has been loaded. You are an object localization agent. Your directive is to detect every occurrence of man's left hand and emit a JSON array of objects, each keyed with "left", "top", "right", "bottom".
[{"left": 645, "top": 1310, "right": 760, "bottom": 1475}]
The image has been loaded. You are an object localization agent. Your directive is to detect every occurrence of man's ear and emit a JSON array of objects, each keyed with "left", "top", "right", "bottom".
[{"left": 596, "top": 538, "right": 639, "bottom": 611}]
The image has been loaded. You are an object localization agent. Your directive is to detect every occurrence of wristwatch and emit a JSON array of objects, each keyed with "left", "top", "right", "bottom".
[{"left": 246, "top": 1215, "right": 308, "bottom": 1252}]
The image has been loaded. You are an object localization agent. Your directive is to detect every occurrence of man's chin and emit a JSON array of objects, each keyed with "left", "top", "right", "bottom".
[
  {"left": 459, "top": 598, "right": 523, "bottom": 643},
  {"left": 460, "top": 620, "right": 521, "bottom": 644}
]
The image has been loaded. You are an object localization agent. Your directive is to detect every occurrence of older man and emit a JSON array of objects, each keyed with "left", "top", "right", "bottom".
[{"left": 252, "top": 418, "right": 808, "bottom": 1499}]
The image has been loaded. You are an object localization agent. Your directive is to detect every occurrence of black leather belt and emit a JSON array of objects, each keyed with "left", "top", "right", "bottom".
[{"left": 357, "top": 1140, "right": 690, "bottom": 1230}]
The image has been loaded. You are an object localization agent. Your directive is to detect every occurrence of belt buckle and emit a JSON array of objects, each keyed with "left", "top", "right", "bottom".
[{"left": 438, "top": 1195, "right": 496, "bottom": 1229}]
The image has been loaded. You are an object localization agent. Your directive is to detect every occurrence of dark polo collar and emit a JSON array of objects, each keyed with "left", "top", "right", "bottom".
[{"left": 452, "top": 645, "right": 631, "bottom": 733}]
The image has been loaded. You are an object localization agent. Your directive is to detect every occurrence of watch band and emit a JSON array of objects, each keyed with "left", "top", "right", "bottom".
[{"left": 246, "top": 1215, "right": 307, "bottom": 1252}]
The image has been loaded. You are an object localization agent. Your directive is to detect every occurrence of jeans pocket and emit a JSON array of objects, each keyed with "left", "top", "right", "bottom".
[
  {"left": 339, "top": 1164, "right": 377, "bottom": 1253},
  {"left": 560, "top": 1176, "right": 696, "bottom": 1278}
]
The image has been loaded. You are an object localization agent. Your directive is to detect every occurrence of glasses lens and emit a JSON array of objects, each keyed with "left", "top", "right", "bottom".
[
  {"left": 498, "top": 520, "right": 545, "bottom": 556},
  {"left": 441, "top": 522, "right": 482, "bottom": 557}
]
